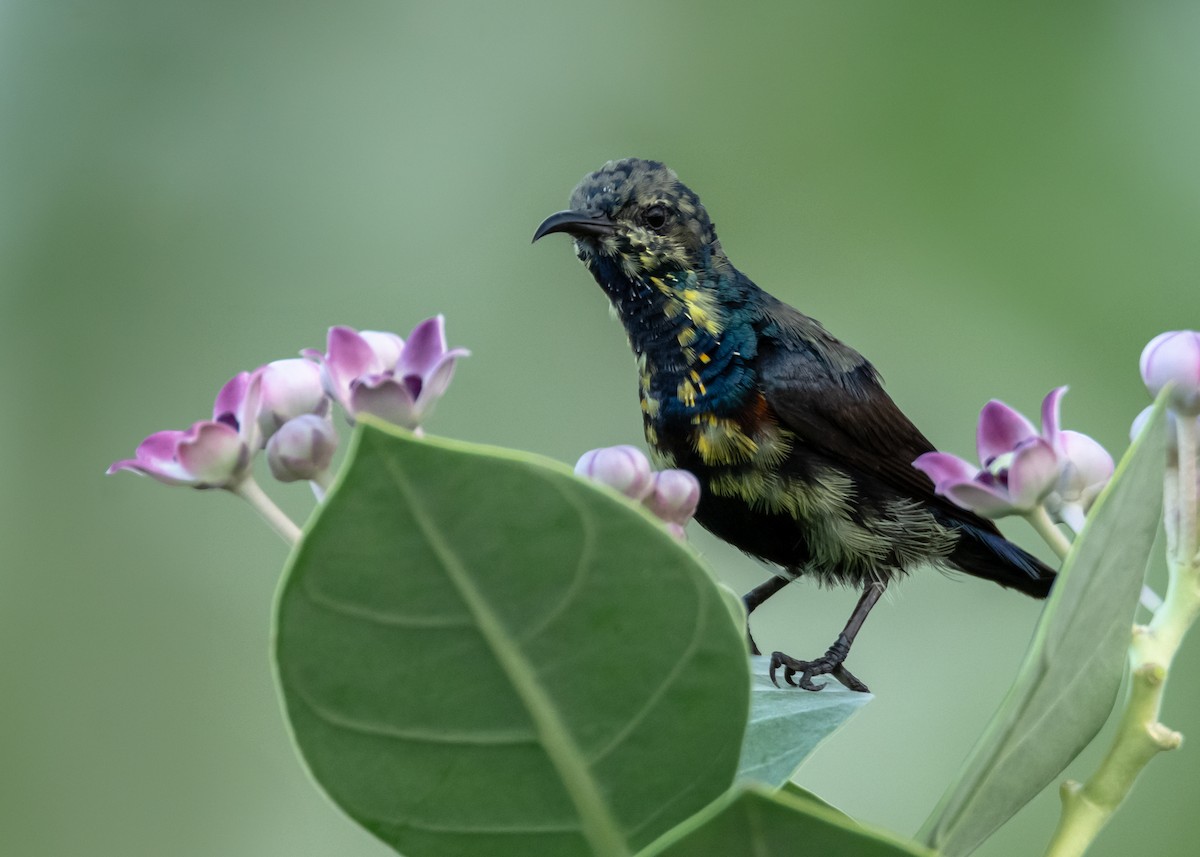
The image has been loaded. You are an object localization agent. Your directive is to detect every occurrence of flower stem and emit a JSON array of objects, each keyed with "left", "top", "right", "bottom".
[
  {"left": 1177, "top": 415, "right": 1198, "bottom": 563},
  {"left": 1027, "top": 506, "right": 1072, "bottom": 560},
  {"left": 1042, "top": 435, "right": 1200, "bottom": 857},
  {"left": 310, "top": 469, "right": 333, "bottom": 503},
  {"left": 231, "top": 477, "right": 302, "bottom": 545}
]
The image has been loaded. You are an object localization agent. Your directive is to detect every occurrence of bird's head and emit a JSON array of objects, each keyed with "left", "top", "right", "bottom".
[{"left": 533, "top": 158, "right": 725, "bottom": 289}]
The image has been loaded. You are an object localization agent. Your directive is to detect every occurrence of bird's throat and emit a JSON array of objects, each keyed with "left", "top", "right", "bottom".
[{"left": 584, "top": 253, "right": 757, "bottom": 424}]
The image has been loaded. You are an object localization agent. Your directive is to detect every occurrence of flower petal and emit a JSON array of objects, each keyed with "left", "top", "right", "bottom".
[
  {"left": 912, "top": 452, "right": 980, "bottom": 489},
  {"left": 1056, "top": 430, "right": 1114, "bottom": 508},
  {"left": 1005, "top": 438, "right": 1060, "bottom": 510},
  {"left": 107, "top": 430, "right": 195, "bottom": 484},
  {"left": 348, "top": 376, "right": 420, "bottom": 429},
  {"left": 1040, "top": 386, "right": 1068, "bottom": 450},
  {"left": 397, "top": 315, "right": 450, "bottom": 378},
  {"left": 212, "top": 371, "right": 252, "bottom": 427},
  {"left": 414, "top": 348, "right": 470, "bottom": 406},
  {"left": 136, "top": 429, "right": 188, "bottom": 463},
  {"left": 941, "top": 481, "right": 1023, "bottom": 518},
  {"left": 323, "top": 327, "right": 385, "bottom": 403},
  {"left": 236, "top": 369, "right": 265, "bottom": 450},
  {"left": 175, "top": 421, "right": 250, "bottom": 488},
  {"left": 359, "top": 330, "right": 406, "bottom": 370},
  {"left": 976, "top": 399, "right": 1039, "bottom": 465}
]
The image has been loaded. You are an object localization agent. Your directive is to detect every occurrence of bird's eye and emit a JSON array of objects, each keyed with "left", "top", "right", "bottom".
[{"left": 641, "top": 205, "right": 668, "bottom": 231}]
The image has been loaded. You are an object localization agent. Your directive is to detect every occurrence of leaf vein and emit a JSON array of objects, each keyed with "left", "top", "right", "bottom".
[
  {"left": 302, "top": 578, "right": 472, "bottom": 628},
  {"left": 585, "top": 566, "right": 710, "bottom": 766},
  {"left": 380, "top": 451, "right": 632, "bottom": 857},
  {"left": 292, "top": 684, "right": 539, "bottom": 746}
]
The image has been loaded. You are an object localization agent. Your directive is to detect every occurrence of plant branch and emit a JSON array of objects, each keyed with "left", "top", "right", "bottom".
[{"left": 1042, "top": 437, "right": 1200, "bottom": 857}]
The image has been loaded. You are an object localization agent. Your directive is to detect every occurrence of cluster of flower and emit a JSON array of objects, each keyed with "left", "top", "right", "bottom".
[
  {"left": 108, "top": 315, "right": 707, "bottom": 542},
  {"left": 574, "top": 445, "right": 702, "bottom": 539},
  {"left": 108, "top": 317, "right": 468, "bottom": 493},
  {"left": 109, "top": 317, "right": 1199, "bottom": 556},
  {"left": 915, "top": 331, "right": 1200, "bottom": 561}
]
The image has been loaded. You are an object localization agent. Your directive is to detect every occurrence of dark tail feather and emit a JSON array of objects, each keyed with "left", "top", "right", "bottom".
[{"left": 948, "top": 521, "right": 1057, "bottom": 598}]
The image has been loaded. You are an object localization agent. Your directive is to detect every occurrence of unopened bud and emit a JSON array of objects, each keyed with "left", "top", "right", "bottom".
[
  {"left": 574, "top": 445, "right": 654, "bottom": 500},
  {"left": 267, "top": 414, "right": 338, "bottom": 482},
  {"left": 643, "top": 469, "right": 701, "bottom": 525},
  {"left": 1140, "top": 331, "right": 1200, "bottom": 416}
]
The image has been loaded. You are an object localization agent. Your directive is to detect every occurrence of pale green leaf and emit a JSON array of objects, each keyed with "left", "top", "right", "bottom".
[
  {"left": 274, "top": 422, "right": 750, "bottom": 857},
  {"left": 737, "top": 655, "right": 871, "bottom": 787},
  {"left": 919, "top": 396, "right": 1168, "bottom": 856},
  {"left": 637, "top": 785, "right": 932, "bottom": 857}
]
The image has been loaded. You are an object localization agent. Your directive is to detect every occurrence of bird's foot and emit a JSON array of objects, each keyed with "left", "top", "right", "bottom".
[{"left": 768, "top": 635, "right": 869, "bottom": 692}]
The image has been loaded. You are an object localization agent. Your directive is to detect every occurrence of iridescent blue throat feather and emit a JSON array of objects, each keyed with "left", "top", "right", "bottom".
[{"left": 583, "top": 249, "right": 758, "bottom": 421}]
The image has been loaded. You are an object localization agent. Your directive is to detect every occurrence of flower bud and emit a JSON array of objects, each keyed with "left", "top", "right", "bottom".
[
  {"left": 258, "top": 359, "right": 328, "bottom": 440},
  {"left": 266, "top": 414, "right": 338, "bottom": 483},
  {"left": 643, "top": 469, "right": 701, "bottom": 525},
  {"left": 1140, "top": 331, "right": 1200, "bottom": 416},
  {"left": 574, "top": 445, "right": 654, "bottom": 500}
]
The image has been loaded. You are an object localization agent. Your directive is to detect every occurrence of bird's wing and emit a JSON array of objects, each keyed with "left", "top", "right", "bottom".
[{"left": 754, "top": 298, "right": 1000, "bottom": 532}]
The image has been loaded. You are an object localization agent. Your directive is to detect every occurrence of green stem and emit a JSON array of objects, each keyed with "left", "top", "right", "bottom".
[
  {"left": 1177, "top": 416, "right": 1197, "bottom": 563},
  {"left": 231, "top": 477, "right": 302, "bottom": 545},
  {"left": 1027, "top": 506, "right": 1072, "bottom": 560},
  {"left": 1042, "top": 452, "right": 1200, "bottom": 857}
]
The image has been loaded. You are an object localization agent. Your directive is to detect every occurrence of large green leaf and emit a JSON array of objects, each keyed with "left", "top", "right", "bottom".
[
  {"left": 737, "top": 655, "right": 871, "bottom": 787},
  {"left": 637, "top": 785, "right": 932, "bottom": 856},
  {"left": 274, "top": 423, "right": 750, "bottom": 857},
  {"left": 919, "top": 397, "right": 1168, "bottom": 856}
]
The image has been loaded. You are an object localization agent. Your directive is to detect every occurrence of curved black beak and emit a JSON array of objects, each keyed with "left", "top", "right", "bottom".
[{"left": 532, "top": 209, "right": 617, "bottom": 243}]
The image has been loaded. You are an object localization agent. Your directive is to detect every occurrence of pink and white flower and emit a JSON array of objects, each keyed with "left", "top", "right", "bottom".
[
  {"left": 914, "top": 387, "right": 1111, "bottom": 523},
  {"left": 108, "top": 370, "right": 263, "bottom": 489},
  {"left": 915, "top": 393, "right": 1060, "bottom": 517},
  {"left": 303, "top": 316, "right": 468, "bottom": 429}
]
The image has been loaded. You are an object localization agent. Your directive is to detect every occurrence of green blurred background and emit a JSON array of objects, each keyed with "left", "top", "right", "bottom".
[{"left": 4, "top": 2, "right": 1199, "bottom": 855}]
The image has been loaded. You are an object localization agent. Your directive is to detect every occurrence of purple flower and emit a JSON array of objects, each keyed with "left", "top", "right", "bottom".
[
  {"left": 257, "top": 359, "right": 329, "bottom": 440},
  {"left": 1140, "top": 331, "right": 1200, "bottom": 416},
  {"left": 303, "top": 316, "right": 468, "bottom": 429},
  {"left": 267, "top": 414, "right": 338, "bottom": 483},
  {"left": 108, "top": 370, "right": 263, "bottom": 489},
  {"left": 914, "top": 390, "right": 1064, "bottom": 517},
  {"left": 575, "top": 445, "right": 655, "bottom": 501}
]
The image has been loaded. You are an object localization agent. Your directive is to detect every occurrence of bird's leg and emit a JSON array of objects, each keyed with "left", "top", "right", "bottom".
[
  {"left": 769, "top": 581, "right": 886, "bottom": 692},
  {"left": 742, "top": 576, "right": 791, "bottom": 655}
]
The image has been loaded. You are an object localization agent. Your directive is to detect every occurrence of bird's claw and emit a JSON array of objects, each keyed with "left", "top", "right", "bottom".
[{"left": 768, "top": 650, "right": 870, "bottom": 693}]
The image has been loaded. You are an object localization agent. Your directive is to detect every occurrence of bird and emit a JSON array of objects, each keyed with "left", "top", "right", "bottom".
[{"left": 532, "top": 158, "right": 1056, "bottom": 692}]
